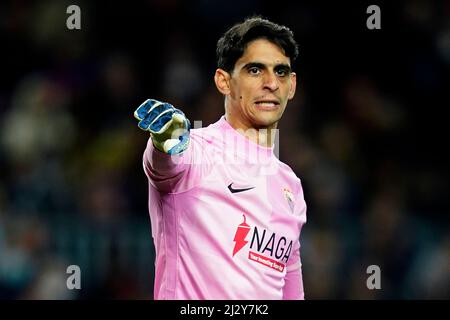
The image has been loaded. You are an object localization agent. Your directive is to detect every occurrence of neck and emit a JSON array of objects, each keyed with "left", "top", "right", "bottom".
[{"left": 225, "top": 108, "right": 278, "bottom": 148}]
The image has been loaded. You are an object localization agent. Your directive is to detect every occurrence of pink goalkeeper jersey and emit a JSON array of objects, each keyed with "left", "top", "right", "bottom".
[{"left": 143, "top": 116, "right": 307, "bottom": 300}]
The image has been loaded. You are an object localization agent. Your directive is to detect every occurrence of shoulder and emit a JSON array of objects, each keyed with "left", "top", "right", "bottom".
[
  {"left": 275, "top": 158, "right": 306, "bottom": 197},
  {"left": 190, "top": 121, "right": 219, "bottom": 139},
  {"left": 276, "top": 158, "right": 301, "bottom": 185},
  {"left": 189, "top": 123, "right": 225, "bottom": 149},
  {"left": 275, "top": 158, "right": 307, "bottom": 221}
]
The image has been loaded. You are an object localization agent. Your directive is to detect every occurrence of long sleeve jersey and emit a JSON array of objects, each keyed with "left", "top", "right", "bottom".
[{"left": 143, "top": 115, "right": 307, "bottom": 300}]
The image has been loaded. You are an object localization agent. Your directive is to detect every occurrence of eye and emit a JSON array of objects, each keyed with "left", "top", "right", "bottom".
[
  {"left": 275, "top": 68, "right": 288, "bottom": 77},
  {"left": 248, "top": 67, "right": 261, "bottom": 75}
]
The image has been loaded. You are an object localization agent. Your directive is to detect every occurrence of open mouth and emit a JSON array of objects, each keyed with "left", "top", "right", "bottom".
[{"left": 254, "top": 100, "right": 280, "bottom": 109}]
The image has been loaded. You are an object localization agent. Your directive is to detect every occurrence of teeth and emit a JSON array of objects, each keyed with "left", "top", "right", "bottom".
[{"left": 256, "top": 102, "right": 276, "bottom": 107}]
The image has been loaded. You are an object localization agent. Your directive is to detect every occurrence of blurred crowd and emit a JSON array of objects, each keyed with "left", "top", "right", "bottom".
[{"left": 0, "top": 1, "right": 449, "bottom": 299}]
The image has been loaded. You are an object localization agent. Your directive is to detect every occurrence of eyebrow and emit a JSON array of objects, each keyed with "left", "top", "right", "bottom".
[{"left": 242, "top": 62, "right": 292, "bottom": 73}]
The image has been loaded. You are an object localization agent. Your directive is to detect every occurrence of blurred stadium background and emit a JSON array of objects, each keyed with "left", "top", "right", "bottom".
[{"left": 0, "top": 0, "right": 449, "bottom": 299}]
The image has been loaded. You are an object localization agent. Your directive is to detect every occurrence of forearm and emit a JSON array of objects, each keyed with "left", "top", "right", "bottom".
[
  {"left": 283, "top": 265, "right": 304, "bottom": 300},
  {"left": 283, "top": 239, "right": 305, "bottom": 300},
  {"left": 143, "top": 136, "right": 191, "bottom": 192},
  {"left": 144, "top": 130, "right": 212, "bottom": 193}
]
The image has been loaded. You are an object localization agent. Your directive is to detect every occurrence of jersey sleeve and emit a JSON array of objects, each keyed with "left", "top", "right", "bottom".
[
  {"left": 283, "top": 239, "right": 304, "bottom": 299},
  {"left": 283, "top": 179, "right": 307, "bottom": 300},
  {"left": 143, "top": 130, "right": 212, "bottom": 193}
]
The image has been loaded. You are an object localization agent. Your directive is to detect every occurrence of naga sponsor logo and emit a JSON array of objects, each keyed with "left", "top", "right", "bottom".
[{"left": 232, "top": 215, "right": 293, "bottom": 272}]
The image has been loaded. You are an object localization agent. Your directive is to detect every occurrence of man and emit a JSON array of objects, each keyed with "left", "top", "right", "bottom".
[{"left": 134, "top": 16, "right": 307, "bottom": 300}]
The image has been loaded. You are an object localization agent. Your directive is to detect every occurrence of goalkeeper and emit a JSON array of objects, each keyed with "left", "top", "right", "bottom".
[{"left": 134, "top": 16, "right": 307, "bottom": 300}]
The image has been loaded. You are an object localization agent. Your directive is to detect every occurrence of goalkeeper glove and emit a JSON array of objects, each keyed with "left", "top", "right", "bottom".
[{"left": 134, "top": 98, "right": 190, "bottom": 155}]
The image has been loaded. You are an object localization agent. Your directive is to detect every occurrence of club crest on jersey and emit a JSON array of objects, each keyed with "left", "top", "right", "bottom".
[
  {"left": 232, "top": 214, "right": 293, "bottom": 272},
  {"left": 283, "top": 188, "right": 295, "bottom": 213}
]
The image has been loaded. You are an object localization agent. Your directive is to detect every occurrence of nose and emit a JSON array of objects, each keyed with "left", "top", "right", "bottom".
[{"left": 263, "top": 71, "right": 279, "bottom": 92}]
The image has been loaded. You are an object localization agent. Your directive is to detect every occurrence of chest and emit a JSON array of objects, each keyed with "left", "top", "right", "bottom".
[{"left": 196, "top": 163, "right": 302, "bottom": 240}]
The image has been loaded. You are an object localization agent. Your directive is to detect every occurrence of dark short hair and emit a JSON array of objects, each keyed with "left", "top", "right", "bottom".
[{"left": 216, "top": 16, "right": 299, "bottom": 73}]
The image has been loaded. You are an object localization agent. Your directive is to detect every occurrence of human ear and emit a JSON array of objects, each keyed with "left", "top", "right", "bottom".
[
  {"left": 288, "top": 72, "right": 297, "bottom": 100},
  {"left": 214, "top": 68, "right": 231, "bottom": 95}
]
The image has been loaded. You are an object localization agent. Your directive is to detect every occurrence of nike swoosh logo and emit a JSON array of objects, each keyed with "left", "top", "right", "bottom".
[{"left": 228, "top": 183, "right": 255, "bottom": 194}]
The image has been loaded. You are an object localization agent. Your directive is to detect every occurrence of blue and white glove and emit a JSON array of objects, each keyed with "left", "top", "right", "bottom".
[{"left": 134, "top": 98, "right": 190, "bottom": 155}]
